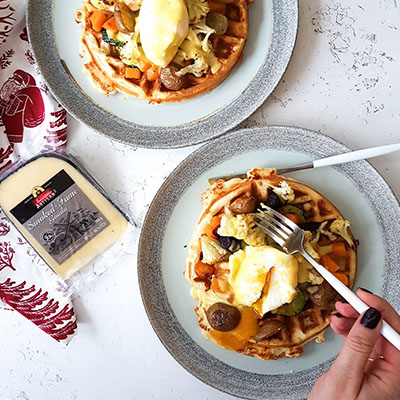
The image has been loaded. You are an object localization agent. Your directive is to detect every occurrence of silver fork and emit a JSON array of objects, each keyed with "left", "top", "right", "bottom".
[{"left": 255, "top": 206, "right": 400, "bottom": 351}]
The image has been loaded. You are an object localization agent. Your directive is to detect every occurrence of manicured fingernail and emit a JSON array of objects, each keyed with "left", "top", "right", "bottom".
[
  {"left": 361, "top": 308, "right": 381, "bottom": 329},
  {"left": 358, "top": 287, "right": 373, "bottom": 294}
]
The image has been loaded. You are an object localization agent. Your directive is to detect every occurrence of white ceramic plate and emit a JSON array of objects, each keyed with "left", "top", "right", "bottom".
[
  {"left": 27, "top": 0, "right": 298, "bottom": 148},
  {"left": 138, "top": 126, "right": 400, "bottom": 399}
]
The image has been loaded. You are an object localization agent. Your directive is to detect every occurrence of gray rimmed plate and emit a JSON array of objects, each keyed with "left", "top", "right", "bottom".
[
  {"left": 26, "top": 1, "right": 297, "bottom": 149},
  {"left": 138, "top": 126, "right": 400, "bottom": 399}
]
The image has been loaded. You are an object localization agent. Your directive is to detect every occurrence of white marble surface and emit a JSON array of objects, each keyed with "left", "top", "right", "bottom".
[{"left": 2, "top": 1, "right": 400, "bottom": 399}]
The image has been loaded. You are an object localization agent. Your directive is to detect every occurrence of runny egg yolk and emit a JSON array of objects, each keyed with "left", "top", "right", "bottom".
[
  {"left": 138, "top": 0, "right": 189, "bottom": 67},
  {"left": 210, "top": 307, "right": 259, "bottom": 351},
  {"left": 229, "top": 246, "right": 298, "bottom": 316}
]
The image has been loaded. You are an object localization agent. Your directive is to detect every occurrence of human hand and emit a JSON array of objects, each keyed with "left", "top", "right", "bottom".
[{"left": 308, "top": 288, "right": 400, "bottom": 400}]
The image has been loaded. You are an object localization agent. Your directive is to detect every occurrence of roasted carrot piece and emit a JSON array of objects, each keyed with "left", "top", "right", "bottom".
[
  {"left": 205, "top": 216, "right": 222, "bottom": 239},
  {"left": 332, "top": 241, "right": 346, "bottom": 257},
  {"left": 102, "top": 16, "right": 118, "bottom": 33},
  {"left": 284, "top": 213, "right": 301, "bottom": 225},
  {"left": 209, "top": 2, "right": 226, "bottom": 14},
  {"left": 90, "top": 11, "right": 107, "bottom": 32},
  {"left": 125, "top": 67, "right": 142, "bottom": 80},
  {"left": 214, "top": 264, "right": 229, "bottom": 277},
  {"left": 194, "top": 261, "right": 215, "bottom": 278},
  {"left": 321, "top": 254, "right": 340, "bottom": 273},
  {"left": 211, "top": 277, "right": 225, "bottom": 293},
  {"left": 147, "top": 64, "right": 160, "bottom": 81},
  {"left": 334, "top": 272, "right": 349, "bottom": 286},
  {"left": 138, "top": 59, "right": 152, "bottom": 72},
  {"left": 318, "top": 236, "right": 333, "bottom": 246}
]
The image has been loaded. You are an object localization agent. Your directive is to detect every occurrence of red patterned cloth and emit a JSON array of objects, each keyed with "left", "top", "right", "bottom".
[{"left": 0, "top": 0, "right": 77, "bottom": 344}]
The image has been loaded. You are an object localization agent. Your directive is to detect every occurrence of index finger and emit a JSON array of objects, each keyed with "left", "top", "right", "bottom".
[{"left": 335, "top": 301, "right": 359, "bottom": 319}]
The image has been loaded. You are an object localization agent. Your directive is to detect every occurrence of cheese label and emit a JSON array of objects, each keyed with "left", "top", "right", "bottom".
[{"left": 10, "top": 169, "right": 110, "bottom": 265}]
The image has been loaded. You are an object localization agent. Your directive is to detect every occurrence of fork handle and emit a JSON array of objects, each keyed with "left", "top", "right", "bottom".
[{"left": 301, "top": 250, "right": 400, "bottom": 351}]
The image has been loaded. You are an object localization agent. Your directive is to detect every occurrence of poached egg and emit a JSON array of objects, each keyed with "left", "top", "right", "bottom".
[
  {"left": 138, "top": 0, "right": 189, "bottom": 67},
  {"left": 229, "top": 246, "right": 298, "bottom": 316}
]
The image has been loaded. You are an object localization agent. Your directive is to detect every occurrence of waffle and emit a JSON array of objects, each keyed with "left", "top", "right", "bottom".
[
  {"left": 75, "top": 0, "right": 250, "bottom": 103},
  {"left": 185, "top": 168, "right": 357, "bottom": 360}
]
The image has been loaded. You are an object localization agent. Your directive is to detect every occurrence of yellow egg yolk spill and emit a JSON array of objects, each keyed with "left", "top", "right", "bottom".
[{"left": 210, "top": 307, "right": 259, "bottom": 351}]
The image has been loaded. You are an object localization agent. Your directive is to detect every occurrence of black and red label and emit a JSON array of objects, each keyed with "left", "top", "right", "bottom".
[
  {"left": 10, "top": 169, "right": 109, "bottom": 266},
  {"left": 11, "top": 170, "right": 74, "bottom": 224}
]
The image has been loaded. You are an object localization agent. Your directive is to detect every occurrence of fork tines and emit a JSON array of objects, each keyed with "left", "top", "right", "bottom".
[{"left": 254, "top": 206, "right": 300, "bottom": 248}]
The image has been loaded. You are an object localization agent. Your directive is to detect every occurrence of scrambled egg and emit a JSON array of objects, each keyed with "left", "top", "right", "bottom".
[
  {"left": 217, "top": 214, "right": 266, "bottom": 247},
  {"left": 228, "top": 246, "right": 298, "bottom": 316}
]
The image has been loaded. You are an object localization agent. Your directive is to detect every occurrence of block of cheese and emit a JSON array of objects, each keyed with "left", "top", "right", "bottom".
[{"left": 0, "top": 155, "right": 129, "bottom": 280}]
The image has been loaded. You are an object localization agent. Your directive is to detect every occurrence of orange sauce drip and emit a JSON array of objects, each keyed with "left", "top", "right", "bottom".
[{"left": 210, "top": 307, "right": 259, "bottom": 351}]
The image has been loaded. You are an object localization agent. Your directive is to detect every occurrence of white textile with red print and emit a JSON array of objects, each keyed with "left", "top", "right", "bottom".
[{"left": 0, "top": 0, "right": 77, "bottom": 344}]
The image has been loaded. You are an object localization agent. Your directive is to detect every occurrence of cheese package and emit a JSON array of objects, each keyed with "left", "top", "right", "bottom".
[{"left": 0, "top": 153, "right": 132, "bottom": 293}]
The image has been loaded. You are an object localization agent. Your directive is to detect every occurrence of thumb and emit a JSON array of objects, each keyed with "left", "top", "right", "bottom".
[{"left": 329, "top": 308, "right": 382, "bottom": 391}]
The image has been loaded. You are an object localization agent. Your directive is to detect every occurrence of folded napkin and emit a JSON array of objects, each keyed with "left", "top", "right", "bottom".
[{"left": 0, "top": 0, "right": 77, "bottom": 344}]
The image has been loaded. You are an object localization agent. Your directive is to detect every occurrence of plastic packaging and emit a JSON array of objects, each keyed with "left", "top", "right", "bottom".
[{"left": 0, "top": 151, "right": 135, "bottom": 296}]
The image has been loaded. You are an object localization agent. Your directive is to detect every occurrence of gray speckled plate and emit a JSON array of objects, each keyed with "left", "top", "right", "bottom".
[
  {"left": 138, "top": 126, "right": 400, "bottom": 399},
  {"left": 26, "top": 0, "right": 297, "bottom": 149}
]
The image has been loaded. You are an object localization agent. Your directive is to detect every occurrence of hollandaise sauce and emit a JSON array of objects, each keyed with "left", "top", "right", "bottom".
[{"left": 138, "top": 0, "right": 189, "bottom": 67}]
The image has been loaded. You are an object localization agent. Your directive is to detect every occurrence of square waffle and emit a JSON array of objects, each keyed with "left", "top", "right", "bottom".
[{"left": 186, "top": 168, "right": 357, "bottom": 360}]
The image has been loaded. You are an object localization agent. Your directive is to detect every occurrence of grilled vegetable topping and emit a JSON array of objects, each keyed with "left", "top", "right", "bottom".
[
  {"left": 272, "top": 290, "right": 306, "bottom": 316},
  {"left": 207, "top": 303, "right": 241, "bottom": 332},
  {"left": 229, "top": 196, "right": 257, "bottom": 214},
  {"left": 309, "top": 280, "right": 339, "bottom": 310},
  {"left": 125, "top": 66, "right": 142, "bottom": 79},
  {"left": 263, "top": 192, "right": 281, "bottom": 210},
  {"left": 218, "top": 236, "right": 240, "bottom": 252},
  {"left": 278, "top": 205, "right": 306, "bottom": 224},
  {"left": 103, "top": 16, "right": 118, "bottom": 33},
  {"left": 330, "top": 218, "right": 354, "bottom": 248},
  {"left": 186, "top": 0, "right": 210, "bottom": 24},
  {"left": 218, "top": 235, "right": 232, "bottom": 249},
  {"left": 114, "top": 2, "right": 137, "bottom": 33},
  {"left": 90, "top": 11, "right": 108, "bottom": 33},
  {"left": 122, "top": 0, "right": 140, "bottom": 11},
  {"left": 298, "top": 222, "right": 320, "bottom": 231},
  {"left": 200, "top": 235, "right": 228, "bottom": 264},
  {"left": 160, "top": 64, "right": 189, "bottom": 90},
  {"left": 102, "top": 29, "right": 126, "bottom": 48},
  {"left": 206, "top": 12, "right": 229, "bottom": 35},
  {"left": 255, "top": 320, "right": 285, "bottom": 342},
  {"left": 194, "top": 261, "right": 215, "bottom": 278}
]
